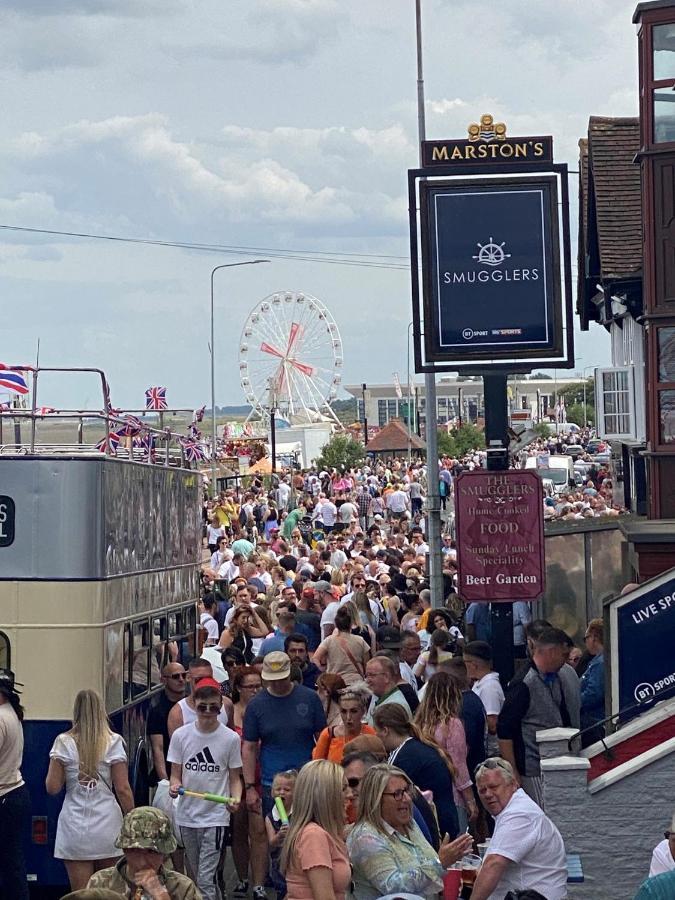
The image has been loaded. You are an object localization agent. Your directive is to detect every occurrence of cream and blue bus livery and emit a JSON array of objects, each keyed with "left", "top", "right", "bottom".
[{"left": 0, "top": 367, "right": 201, "bottom": 889}]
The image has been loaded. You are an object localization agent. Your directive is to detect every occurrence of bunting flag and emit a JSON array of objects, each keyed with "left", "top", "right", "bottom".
[
  {"left": 118, "top": 414, "right": 144, "bottom": 437},
  {"left": 95, "top": 431, "right": 122, "bottom": 454},
  {"left": 145, "top": 386, "right": 167, "bottom": 410},
  {"left": 181, "top": 438, "right": 205, "bottom": 462}
]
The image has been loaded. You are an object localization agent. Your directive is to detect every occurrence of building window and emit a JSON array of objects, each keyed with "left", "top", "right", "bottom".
[
  {"left": 595, "top": 367, "right": 635, "bottom": 440},
  {"left": 387, "top": 400, "right": 397, "bottom": 421},
  {"left": 378, "top": 399, "right": 387, "bottom": 427},
  {"left": 357, "top": 399, "right": 365, "bottom": 423},
  {"left": 521, "top": 396, "right": 530, "bottom": 411},
  {"left": 653, "top": 24, "right": 675, "bottom": 80}
]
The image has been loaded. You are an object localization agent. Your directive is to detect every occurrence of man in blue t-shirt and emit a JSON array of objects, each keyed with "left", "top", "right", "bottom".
[{"left": 242, "top": 651, "right": 326, "bottom": 816}]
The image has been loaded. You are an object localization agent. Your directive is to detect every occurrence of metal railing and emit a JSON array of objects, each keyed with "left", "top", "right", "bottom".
[{"left": 0, "top": 366, "right": 200, "bottom": 469}]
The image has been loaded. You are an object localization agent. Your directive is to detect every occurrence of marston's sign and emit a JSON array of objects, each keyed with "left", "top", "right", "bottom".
[
  {"left": 609, "top": 567, "right": 675, "bottom": 719},
  {"left": 421, "top": 114, "right": 553, "bottom": 169},
  {"left": 455, "top": 470, "right": 545, "bottom": 602}
]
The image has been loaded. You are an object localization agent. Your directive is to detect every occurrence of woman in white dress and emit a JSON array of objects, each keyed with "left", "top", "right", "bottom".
[{"left": 45, "top": 689, "right": 134, "bottom": 891}]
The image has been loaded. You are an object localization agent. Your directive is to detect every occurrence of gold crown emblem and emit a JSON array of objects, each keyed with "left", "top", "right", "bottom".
[{"left": 468, "top": 114, "right": 507, "bottom": 143}]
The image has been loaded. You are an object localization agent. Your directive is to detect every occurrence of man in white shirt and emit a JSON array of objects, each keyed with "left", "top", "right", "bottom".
[
  {"left": 386, "top": 485, "right": 409, "bottom": 518},
  {"left": 314, "top": 494, "right": 337, "bottom": 532},
  {"left": 471, "top": 757, "right": 567, "bottom": 900},
  {"left": 464, "top": 640, "right": 505, "bottom": 756},
  {"left": 337, "top": 496, "right": 358, "bottom": 527},
  {"left": 317, "top": 580, "right": 341, "bottom": 639}
]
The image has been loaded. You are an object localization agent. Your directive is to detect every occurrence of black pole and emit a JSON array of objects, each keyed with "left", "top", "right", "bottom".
[
  {"left": 483, "top": 373, "right": 514, "bottom": 687},
  {"left": 270, "top": 408, "right": 277, "bottom": 474},
  {"left": 362, "top": 382, "right": 368, "bottom": 446}
]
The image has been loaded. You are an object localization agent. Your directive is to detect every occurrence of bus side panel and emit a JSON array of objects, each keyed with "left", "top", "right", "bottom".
[{"left": 22, "top": 720, "right": 70, "bottom": 888}]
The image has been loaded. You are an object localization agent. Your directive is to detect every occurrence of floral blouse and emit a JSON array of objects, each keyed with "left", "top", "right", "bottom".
[{"left": 346, "top": 818, "right": 444, "bottom": 900}]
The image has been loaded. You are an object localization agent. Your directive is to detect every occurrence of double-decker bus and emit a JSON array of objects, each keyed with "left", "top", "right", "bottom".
[{"left": 0, "top": 368, "right": 201, "bottom": 891}]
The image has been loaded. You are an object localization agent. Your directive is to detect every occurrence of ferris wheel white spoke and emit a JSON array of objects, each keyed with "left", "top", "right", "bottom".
[{"left": 239, "top": 290, "right": 343, "bottom": 425}]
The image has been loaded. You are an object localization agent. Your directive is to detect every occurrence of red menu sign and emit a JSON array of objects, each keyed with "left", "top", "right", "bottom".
[{"left": 455, "top": 469, "right": 545, "bottom": 602}]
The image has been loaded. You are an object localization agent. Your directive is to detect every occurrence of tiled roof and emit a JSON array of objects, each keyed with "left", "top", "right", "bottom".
[
  {"left": 586, "top": 116, "right": 642, "bottom": 280},
  {"left": 366, "top": 418, "right": 426, "bottom": 453}
]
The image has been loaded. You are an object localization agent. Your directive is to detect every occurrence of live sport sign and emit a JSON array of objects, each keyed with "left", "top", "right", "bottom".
[
  {"left": 609, "top": 568, "right": 675, "bottom": 719},
  {"left": 455, "top": 470, "right": 545, "bottom": 602}
]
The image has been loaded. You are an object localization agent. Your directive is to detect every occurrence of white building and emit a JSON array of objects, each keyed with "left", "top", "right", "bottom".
[{"left": 345, "top": 375, "right": 580, "bottom": 433}]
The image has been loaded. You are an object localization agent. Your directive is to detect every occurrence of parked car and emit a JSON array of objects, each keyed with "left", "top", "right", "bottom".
[{"left": 586, "top": 439, "right": 607, "bottom": 454}]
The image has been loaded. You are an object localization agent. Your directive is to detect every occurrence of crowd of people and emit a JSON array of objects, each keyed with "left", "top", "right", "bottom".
[{"left": 0, "top": 442, "right": 664, "bottom": 900}]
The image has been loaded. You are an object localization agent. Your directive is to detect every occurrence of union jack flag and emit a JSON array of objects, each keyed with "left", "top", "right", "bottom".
[
  {"left": 133, "top": 432, "right": 156, "bottom": 460},
  {"left": 145, "top": 386, "right": 167, "bottom": 410},
  {"left": 181, "top": 438, "right": 205, "bottom": 462},
  {"left": 193, "top": 405, "right": 206, "bottom": 423},
  {"left": 118, "top": 415, "right": 143, "bottom": 436},
  {"left": 0, "top": 368, "right": 29, "bottom": 395},
  {"left": 95, "top": 431, "right": 122, "bottom": 454},
  {"left": 188, "top": 421, "right": 202, "bottom": 440}
]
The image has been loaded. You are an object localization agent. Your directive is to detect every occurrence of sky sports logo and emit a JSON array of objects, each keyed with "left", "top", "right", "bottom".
[{"left": 185, "top": 747, "right": 221, "bottom": 773}]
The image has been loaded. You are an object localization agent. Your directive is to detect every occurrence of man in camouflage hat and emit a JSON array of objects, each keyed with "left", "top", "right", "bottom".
[{"left": 87, "top": 807, "right": 201, "bottom": 899}]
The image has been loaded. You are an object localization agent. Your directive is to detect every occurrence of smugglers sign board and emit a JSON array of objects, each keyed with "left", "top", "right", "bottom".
[
  {"left": 419, "top": 176, "right": 563, "bottom": 362},
  {"left": 609, "top": 568, "right": 675, "bottom": 718},
  {"left": 455, "top": 470, "right": 545, "bottom": 602}
]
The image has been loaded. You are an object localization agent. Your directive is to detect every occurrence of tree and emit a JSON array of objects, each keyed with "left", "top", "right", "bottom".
[
  {"left": 530, "top": 372, "right": 553, "bottom": 379},
  {"left": 533, "top": 422, "right": 552, "bottom": 439},
  {"left": 315, "top": 433, "right": 365, "bottom": 471},
  {"left": 437, "top": 423, "right": 485, "bottom": 458},
  {"left": 566, "top": 402, "right": 595, "bottom": 427}
]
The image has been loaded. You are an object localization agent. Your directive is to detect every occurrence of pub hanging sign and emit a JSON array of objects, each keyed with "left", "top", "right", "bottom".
[{"left": 409, "top": 113, "right": 571, "bottom": 370}]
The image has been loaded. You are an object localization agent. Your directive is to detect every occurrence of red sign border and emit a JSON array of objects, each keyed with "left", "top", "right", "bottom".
[{"left": 455, "top": 469, "right": 545, "bottom": 603}]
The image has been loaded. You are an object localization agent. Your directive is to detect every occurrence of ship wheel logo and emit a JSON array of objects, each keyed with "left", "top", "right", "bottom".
[{"left": 473, "top": 237, "right": 511, "bottom": 267}]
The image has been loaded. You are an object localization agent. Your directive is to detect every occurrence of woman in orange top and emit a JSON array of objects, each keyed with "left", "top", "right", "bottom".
[
  {"left": 313, "top": 684, "right": 374, "bottom": 763},
  {"left": 281, "top": 760, "right": 351, "bottom": 900}
]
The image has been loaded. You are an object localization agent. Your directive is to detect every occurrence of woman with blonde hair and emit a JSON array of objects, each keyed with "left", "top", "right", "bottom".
[
  {"left": 415, "top": 671, "right": 478, "bottom": 831},
  {"left": 45, "top": 689, "right": 134, "bottom": 891},
  {"left": 280, "top": 759, "right": 351, "bottom": 900},
  {"left": 313, "top": 683, "right": 375, "bottom": 763},
  {"left": 347, "top": 763, "right": 472, "bottom": 900}
]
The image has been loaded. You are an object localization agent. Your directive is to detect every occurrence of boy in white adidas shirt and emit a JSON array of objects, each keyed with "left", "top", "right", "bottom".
[{"left": 168, "top": 677, "right": 242, "bottom": 900}]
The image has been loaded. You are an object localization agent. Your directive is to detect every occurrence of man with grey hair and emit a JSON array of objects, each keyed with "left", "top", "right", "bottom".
[{"left": 470, "top": 758, "right": 567, "bottom": 900}]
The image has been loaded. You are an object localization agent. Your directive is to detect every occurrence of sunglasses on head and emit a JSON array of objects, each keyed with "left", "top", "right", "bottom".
[{"left": 196, "top": 702, "right": 221, "bottom": 713}]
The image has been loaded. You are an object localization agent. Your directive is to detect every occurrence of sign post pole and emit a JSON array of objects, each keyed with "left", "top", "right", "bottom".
[{"left": 484, "top": 373, "right": 514, "bottom": 686}]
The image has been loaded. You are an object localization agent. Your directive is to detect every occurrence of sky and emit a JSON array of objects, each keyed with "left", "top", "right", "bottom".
[{"left": 0, "top": 0, "right": 640, "bottom": 411}]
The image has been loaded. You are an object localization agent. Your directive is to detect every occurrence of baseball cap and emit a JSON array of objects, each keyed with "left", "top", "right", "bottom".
[
  {"left": 193, "top": 677, "right": 223, "bottom": 693},
  {"left": 262, "top": 651, "right": 292, "bottom": 681},
  {"left": 377, "top": 625, "right": 402, "bottom": 649}
]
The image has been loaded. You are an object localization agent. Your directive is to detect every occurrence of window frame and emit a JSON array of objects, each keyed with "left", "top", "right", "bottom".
[{"left": 595, "top": 366, "right": 636, "bottom": 441}]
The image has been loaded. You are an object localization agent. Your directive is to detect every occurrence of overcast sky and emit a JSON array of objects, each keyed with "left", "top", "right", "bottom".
[{"left": 0, "top": 0, "right": 639, "bottom": 410}]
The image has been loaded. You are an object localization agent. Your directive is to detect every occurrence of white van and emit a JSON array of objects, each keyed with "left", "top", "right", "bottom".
[{"left": 525, "top": 454, "right": 575, "bottom": 496}]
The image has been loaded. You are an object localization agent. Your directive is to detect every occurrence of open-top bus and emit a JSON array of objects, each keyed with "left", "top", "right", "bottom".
[{"left": 0, "top": 368, "right": 201, "bottom": 890}]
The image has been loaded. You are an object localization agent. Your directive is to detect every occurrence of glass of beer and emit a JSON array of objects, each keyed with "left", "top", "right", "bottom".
[{"left": 460, "top": 853, "right": 481, "bottom": 889}]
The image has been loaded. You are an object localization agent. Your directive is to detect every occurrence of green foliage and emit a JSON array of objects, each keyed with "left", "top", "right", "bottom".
[
  {"left": 315, "top": 433, "right": 365, "bottom": 471},
  {"left": 530, "top": 371, "right": 553, "bottom": 380},
  {"left": 566, "top": 403, "right": 595, "bottom": 427},
  {"left": 533, "top": 422, "right": 552, "bottom": 439},
  {"left": 556, "top": 378, "right": 594, "bottom": 407},
  {"left": 437, "top": 423, "right": 486, "bottom": 458}
]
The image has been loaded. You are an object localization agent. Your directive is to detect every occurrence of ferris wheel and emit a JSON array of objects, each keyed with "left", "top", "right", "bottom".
[{"left": 239, "top": 291, "right": 343, "bottom": 424}]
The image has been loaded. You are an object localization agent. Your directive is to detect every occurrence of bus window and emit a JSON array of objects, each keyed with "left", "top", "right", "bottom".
[
  {"left": 151, "top": 616, "right": 168, "bottom": 687},
  {"left": 123, "top": 623, "right": 130, "bottom": 705},
  {"left": 105, "top": 623, "right": 124, "bottom": 713},
  {"left": 131, "top": 620, "right": 150, "bottom": 699},
  {"left": 0, "top": 631, "right": 10, "bottom": 670},
  {"left": 168, "top": 612, "right": 178, "bottom": 639}
]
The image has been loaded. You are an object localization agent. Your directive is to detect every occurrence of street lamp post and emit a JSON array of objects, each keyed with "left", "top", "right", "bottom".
[
  {"left": 210, "top": 259, "right": 269, "bottom": 496},
  {"left": 407, "top": 321, "right": 413, "bottom": 464},
  {"left": 415, "top": 0, "right": 444, "bottom": 607}
]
